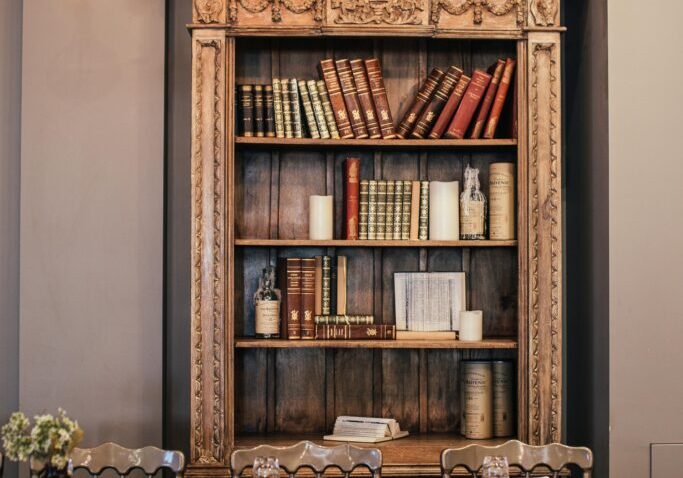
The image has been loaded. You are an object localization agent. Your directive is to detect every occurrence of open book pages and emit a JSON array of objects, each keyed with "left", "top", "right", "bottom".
[{"left": 324, "top": 416, "right": 409, "bottom": 443}]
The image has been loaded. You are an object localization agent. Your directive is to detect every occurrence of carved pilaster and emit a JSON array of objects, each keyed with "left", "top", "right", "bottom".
[
  {"left": 190, "top": 29, "right": 227, "bottom": 466},
  {"left": 193, "top": 0, "right": 228, "bottom": 23},
  {"left": 527, "top": 32, "right": 561, "bottom": 445}
]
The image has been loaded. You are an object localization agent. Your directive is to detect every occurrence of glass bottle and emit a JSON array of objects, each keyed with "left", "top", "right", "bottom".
[
  {"left": 460, "top": 165, "right": 487, "bottom": 240},
  {"left": 254, "top": 266, "right": 281, "bottom": 338}
]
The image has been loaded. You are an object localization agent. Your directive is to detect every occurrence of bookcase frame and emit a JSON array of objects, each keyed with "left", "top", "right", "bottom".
[{"left": 188, "top": 1, "right": 563, "bottom": 476}]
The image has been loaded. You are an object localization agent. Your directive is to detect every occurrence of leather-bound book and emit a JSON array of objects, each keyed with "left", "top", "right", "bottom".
[
  {"left": 319, "top": 59, "right": 354, "bottom": 139},
  {"left": 284, "top": 257, "right": 302, "bottom": 339},
  {"left": 307, "top": 80, "right": 330, "bottom": 139},
  {"left": 264, "top": 84, "right": 275, "bottom": 137},
  {"left": 314, "top": 315, "right": 374, "bottom": 325},
  {"left": 364, "top": 58, "right": 396, "bottom": 138},
  {"left": 401, "top": 180, "right": 412, "bottom": 240},
  {"left": 368, "top": 180, "right": 378, "bottom": 240},
  {"left": 314, "top": 256, "right": 323, "bottom": 316},
  {"left": 335, "top": 59, "right": 369, "bottom": 139},
  {"left": 281, "top": 79, "right": 293, "bottom": 138},
  {"left": 428, "top": 74, "right": 470, "bottom": 139},
  {"left": 350, "top": 59, "right": 382, "bottom": 139},
  {"left": 483, "top": 58, "right": 516, "bottom": 139},
  {"left": 336, "top": 256, "right": 348, "bottom": 315},
  {"left": 272, "top": 78, "right": 285, "bottom": 138},
  {"left": 359, "top": 180, "right": 369, "bottom": 240},
  {"left": 344, "top": 158, "right": 361, "bottom": 240},
  {"left": 385, "top": 180, "right": 395, "bottom": 239},
  {"left": 298, "top": 79, "right": 320, "bottom": 139},
  {"left": 300, "top": 258, "right": 316, "bottom": 339},
  {"left": 238, "top": 85, "right": 254, "bottom": 137},
  {"left": 289, "top": 78, "right": 304, "bottom": 138},
  {"left": 410, "top": 66, "right": 463, "bottom": 139},
  {"left": 315, "top": 324, "right": 396, "bottom": 340},
  {"left": 470, "top": 59, "right": 505, "bottom": 139},
  {"left": 418, "top": 181, "right": 429, "bottom": 240},
  {"left": 376, "top": 180, "right": 387, "bottom": 239},
  {"left": 396, "top": 68, "right": 444, "bottom": 138},
  {"left": 316, "top": 80, "right": 341, "bottom": 139},
  {"left": 409, "top": 181, "right": 420, "bottom": 240},
  {"left": 392, "top": 180, "right": 403, "bottom": 240},
  {"left": 321, "top": 255, "right": 332, "bottom": 315},
  {"left": 444, "top": 69, "right": 492, "bottom": 139},
  {"left": 253, "top": 85, "right": 265, "bottom": 137}
]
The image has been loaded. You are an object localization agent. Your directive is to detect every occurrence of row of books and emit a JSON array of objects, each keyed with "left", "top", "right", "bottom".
[{"left": 238, "top": 58, "right": 395, "bottom": 139}]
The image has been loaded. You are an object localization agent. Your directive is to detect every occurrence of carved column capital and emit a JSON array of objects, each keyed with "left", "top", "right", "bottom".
[
  {"left": 193, "top": 0, "right": 227, "bottom": 23},
  {"left": 528, "top": 0, "right": 558, "bottom": 26}
]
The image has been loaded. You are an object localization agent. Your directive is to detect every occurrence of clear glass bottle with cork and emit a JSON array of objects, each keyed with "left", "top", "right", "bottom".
[
  {"left": 460, "top": 165, "right": 487, "bottom": 240},
  {"left": 253, "top": 266, "right": 281, "bottom": 338}
]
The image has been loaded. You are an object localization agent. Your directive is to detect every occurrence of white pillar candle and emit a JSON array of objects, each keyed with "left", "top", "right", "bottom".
[
  {"left": 459, "top": 310, "right": 483, "bottom": 341},
  {"left": 309, "top": 195, "right": 334, "bottom": 240},
  {"left": 429, "top": 181, "right": 459, "bottom": 240}
]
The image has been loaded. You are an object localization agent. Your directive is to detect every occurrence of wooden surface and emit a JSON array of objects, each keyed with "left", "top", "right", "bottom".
[
  {"left": 235, "top": 239, "right": 517, "bottom": 247},
  {"left": 236, "top": 137, "right": 517, "bottom": 149},
  {"left": 235, "top": 338, "right": 518, "bottom": 349}
]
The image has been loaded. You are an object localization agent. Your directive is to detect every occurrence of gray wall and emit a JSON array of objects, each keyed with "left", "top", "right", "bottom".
[
  {"left": 18, "top": 0, "right": 165, "bottom": 450},
  {"left": 608, "top": 0, "right": 683, "bottom": 475}
]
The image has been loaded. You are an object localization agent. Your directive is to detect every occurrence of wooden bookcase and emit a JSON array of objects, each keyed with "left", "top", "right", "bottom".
[{"left": 188, "top": 1, "right": 563, "bottom": 476}]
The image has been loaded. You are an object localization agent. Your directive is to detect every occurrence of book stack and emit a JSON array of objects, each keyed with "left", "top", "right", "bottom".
[
  {"left": 238, "top": 58, "right": 395, "bottom": 139},
  {"left": 277, "top": 256, "right": 395, "bottom": 340}
]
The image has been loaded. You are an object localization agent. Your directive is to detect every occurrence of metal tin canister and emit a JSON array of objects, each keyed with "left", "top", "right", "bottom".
[
  {"left": 461, "top": 360, "right": 493, "bottom": 439},
  {"left": 492, "top": 360, "right": 515, "bottom": 437}
]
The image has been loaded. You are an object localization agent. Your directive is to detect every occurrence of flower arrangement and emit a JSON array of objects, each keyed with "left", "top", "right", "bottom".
[{"left": 1, "top": 409, "right": 84, "bottom": 470}]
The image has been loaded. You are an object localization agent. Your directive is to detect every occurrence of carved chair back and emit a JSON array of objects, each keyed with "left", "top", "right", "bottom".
[
  {"left": 68, "top": 443, "right": 185, "bottom": 478},
  {"left": 441, "top": 440, "right": 593, "bottom": 478},
  {"left": 231, "top": 441, "right": 382, "bottom": 478}
]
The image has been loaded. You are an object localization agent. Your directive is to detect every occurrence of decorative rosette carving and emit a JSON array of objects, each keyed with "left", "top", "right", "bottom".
[
  {"left": 331, "top": 0, "right": 425, "bottom": 25},
  {"left": 431, "top": 0, "right": 524, "bottom": 27}
]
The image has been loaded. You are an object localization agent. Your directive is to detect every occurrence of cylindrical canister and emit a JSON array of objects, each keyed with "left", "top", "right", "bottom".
[
  {"left": 461, "top": 361, "right": 493, "bottom": 439},
  {"left": 492, "top": 360, "right": 515, "bottom": 437},
  {"left": 489, "top": 163, "right": 515, "bottom": 240}
]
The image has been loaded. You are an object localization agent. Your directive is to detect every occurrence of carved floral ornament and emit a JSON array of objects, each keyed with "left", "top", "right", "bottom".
[
  {"left": 430, "top": 0, "right": 524, "bottom": 26},
  {"left": 233, "top": 0, "right": 322, "bottom": 22},
  {"left": 332, "top": 0, "right": 425, "bottom": 25},
  {"left": 194, "top": 0, "right": 225, "bottom": 23}
]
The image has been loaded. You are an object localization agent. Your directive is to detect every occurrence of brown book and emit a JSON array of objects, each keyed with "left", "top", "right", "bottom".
[
  {"left": 364, "top": 58, "right": 396, "bottom": 139},
  {"left": 428, "top": 74, "right": 470, "bottom": 139},
  {"left": 349, "top": 59, "right": 382, "bottom": 139},
  {"left": 300, "top": 258, "right": 316, "bottom": 339},
  {"left": 396, "top": 68, "right": 444, "bottom": 138},
  {"left": 344, "top": 158, "right": 361, "bottom": 240},
  {"left": 253, "top": 85, "right": 265, "bottom": 137},
  {"left": 314, "top": 256, "right": 323, "bottom": 316},
  {"left": 283, "top": 258, "right": 302, "bottom": 339},
  {"left": 238, "top": 85, "right": 254, "bottom": 137},
  {"left": 401, "top": 180, "right": 412, "bottom": 240},
  {"left": 315, "top": 324, "right": 396, "bottom": 340},
  {"left": 264, "top": 84, "right": 275, "bottom": 137},
  {"left": 335, "top": 59, "right": 369, "bottom": 139},
  {"left": 409, "top": 181, "right": 420, "bottom": 240},
  {"left": 336, "top": 256, "right": 347, "bottom": 315},
  {"left": 319, "top": 59, "right": 354, "bottom": 139},
  {"left": 410, "top": 66, "right": 463, "bottom": 139},
  {"left": 470, "top": 59, "right": 505, "bottom": 139},
  {"left": 444, "top": 69, "right": 492, "bottom": 139},
  {"left": 483, "top": 58, "right": 516, "bottom": 139}
]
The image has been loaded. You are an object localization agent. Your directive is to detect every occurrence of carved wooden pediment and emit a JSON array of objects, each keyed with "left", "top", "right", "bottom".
[
  {"left": 328, "top": 0, "right": 428, "bottom": 26},
  {"left": 229, "top": 0, "right": 322, "bottom": 25},
  {"left": 431, "top": 0, "right": 525, "bottom": 31}
]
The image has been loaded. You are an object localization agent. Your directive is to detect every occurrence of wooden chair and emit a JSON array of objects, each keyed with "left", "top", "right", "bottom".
[
  {"left": 69, "top": 443, "right": 185, "bottom": 478},
  {"left": 231, "top": 441, "right": 382, "bottom": 478},
  {"left": 440, "top": 440, "right": 593, "bottom": 478}
]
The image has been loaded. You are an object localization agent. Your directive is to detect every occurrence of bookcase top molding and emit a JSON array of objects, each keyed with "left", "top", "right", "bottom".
[{"left": 191, "top": 0, "right": 561, "bottom": 34}]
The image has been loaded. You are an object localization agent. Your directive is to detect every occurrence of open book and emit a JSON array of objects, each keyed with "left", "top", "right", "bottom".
[{"left": 324, "top": 416, "right": 409, "bottom": 443}]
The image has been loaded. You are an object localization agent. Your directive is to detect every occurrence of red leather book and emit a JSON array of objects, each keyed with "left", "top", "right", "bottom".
[
  {"left": 319, "top": 59, "right": 354, "bottom": 139},
  {"left": 300, "top": 258, "right": 316, "bottom": 340},
  {"left": 427, "top": 74, "right": 470, "bottom": 139},
  {"left": 444, "top": 69, "right": 492, "bottom": 139},
  {"left": 364, "top": 58, "right": 396, "bottom": 139},
  {"left": 410, "top": 65, "right": 463, "bottom": 138},
  {"left": 470, "top": 59, "right": 506, "bottom": 139},
  {"left": 335, "top": 59, "right": 369, "bottom": 139},
  {"left": 483, "top": 58, "right": 516, "bottom": 139},
  {"left": 350, "top": 59, "right": 382, "bottom": 139},
  {"left": 344, "top": 158, "right": 361, "bottom": 240},
  {"left": 314, "top": 324, "right": 396, "bottom": 340},
  {"left": 281, "top": 257, "right": 302, "bottom": 339},
  {"left": 395, "top": 68, "right": 444, "bottom": 138}
]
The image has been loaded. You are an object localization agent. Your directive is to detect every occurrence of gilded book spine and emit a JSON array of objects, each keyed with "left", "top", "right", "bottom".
[
  {"left": 396, "top": 68, "right": 444, "bottom": 138},
  {"left": 401, "top": 180, "right": 412, "bottom": 240},
  {"left": 298, "top": 79, "right": 320, "bottom": 139},
  {"left": 315, "top": 324, "right": 396, "bottom": 340},
  {"left": 350, "top": 59, "right": 382, "bottom": 139},
  {"left": 282, "top": 79, "right": 293, "bottom": 139},
  {"left": 321, "top": 255, "right": 332, "bottom": 316},
  {"left": 289, "top": 78, "right": 303, "bottom": 138},
  {"left": 411, "top": 65, "right": 463, "bottom": 139},
  {"left": 385, "top": 180, "right": 395, "bottom": 239},
  {"left": 316, "top": 80, "right": 340, "bottom": 139},
  {"left": 264, "top": 84, "right": 275, "bottom": 137},
  {"left": 483, "top": 58, "right": 517, "bottom": 139},
  {"left": 344, "top": 158, "right": 360, "bottom": 240},
  {"left": 470, "top": 59, "right": 505, "bottom": 139},
  {"left": 253, "top": 85, "right": 265, "bottom": 137},
  {"left": 285, "top": 258, "right": 301, "bottom": 339},
  {"left": 335, "top": 59, "right": 369, "bottom": 139},
  {"left": 314, "top": 315, "right": 374, "bottom": 325},
  {"left": 364, "top": 58, "right": 396, "bottom": 139},
  {"left": 368, "top": 180, "right": 378, "bottom": 240},
  {"left": 272, "top": 78, "right": 285, "bottom": 138},
  {"left": 392, "top": 180, "right": 403, "bottom": 240},
  {"left": 319, "top": 60, "right": 354, "bottom": 139},
  {"left": 376, "top": 180, "right": 387, "bottom": 240},
  {"left": 300, "top": 258, "right": 316, "bottom": 339},
  {"left": 307, "top": 80, "right": 330, "bottom": 139},
  {"left": 418, "top": 181, "right": 429, "bottom": 240},
  {"left": 238, "top": 84, "right": 254, "bottom": 137},
  {"left": 444, "top": 70, "right": 492, "bottom": 139},
  {"left": 359, "top": 180, "right": 369, "bottom": 240}
]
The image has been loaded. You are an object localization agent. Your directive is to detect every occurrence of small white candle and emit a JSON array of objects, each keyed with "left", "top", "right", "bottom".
[
  {"left": 429, "top": 181, "right": 460, "bottom": 240},
  {"left": 460, "top": 310, "right": 483, "bottom": 341},
  {"left": 309, "top": 195, "right": 334, "bottom": 240}
]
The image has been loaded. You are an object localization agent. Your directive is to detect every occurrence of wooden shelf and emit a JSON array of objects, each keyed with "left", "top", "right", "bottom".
[
  {"left": 235, "top": 136, "right": 517, "bottom": 149},
  {"left": 235, "top": 338, "right": 517, "bottom": 349},
  {"left": 235, "top": 239, "right": 517, "bottom": 247}
]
